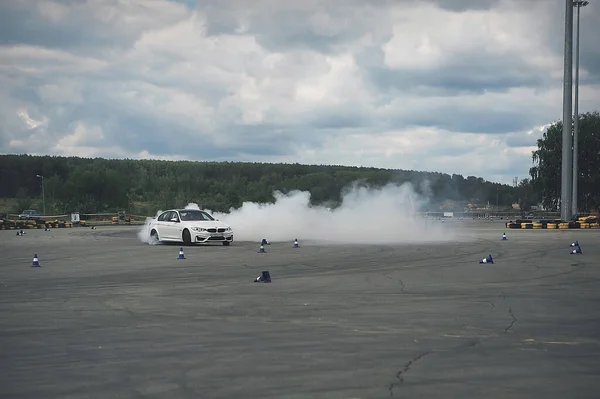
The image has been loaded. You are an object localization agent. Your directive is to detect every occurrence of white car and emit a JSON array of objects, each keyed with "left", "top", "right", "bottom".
[{"left": 148, "top": 209, "right": 234, "bottom": 246}]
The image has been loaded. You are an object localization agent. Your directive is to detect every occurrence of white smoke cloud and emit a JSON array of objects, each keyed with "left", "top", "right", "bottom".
[
  {"left": 209, "top": 182, "right": 457, "bottom": 244},
  {"left": 137, "top": 181, "right": 461, "bottom": 245}
]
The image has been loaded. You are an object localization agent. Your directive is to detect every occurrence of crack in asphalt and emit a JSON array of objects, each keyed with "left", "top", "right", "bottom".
[
  {"left": 383, "top": 271, "right": 405, "bottom": 292},
  {"left": 456, "top": 336, "right": 494, "bottom": 350},
  {"left": 398, "top": 278, "right": 405, "bottom": 292},
  {"left": 388, "top": 350, "right": 432, "bottom": 396},
  {"left": 505, "top": 307, "right": 518, "bottom": 332},
  {"left": 484, "top": 300, "right": 496, "bottom": 308},
  {"left": 386, "top": 286, "right": 519, "bottom": 396},
  {"left": 387, "top": 299, "right": 519, "bottom": 395}
]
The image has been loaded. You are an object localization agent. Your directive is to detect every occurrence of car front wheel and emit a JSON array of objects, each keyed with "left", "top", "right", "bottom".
[{"left": 182, "top": 229, "right": 192, "bottom": 245}]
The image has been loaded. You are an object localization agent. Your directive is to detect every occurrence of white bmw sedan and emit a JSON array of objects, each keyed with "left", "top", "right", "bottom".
[{"left": 148, "top": 209, "right": 234, "bottom": 246}]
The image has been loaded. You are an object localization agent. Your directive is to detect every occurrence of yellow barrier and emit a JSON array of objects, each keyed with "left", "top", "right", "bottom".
[
  {"left": 558, "top": 223, "right": 570, "bottom": 229},
  {"left": 532, "top": 223, "right": 543, "bottom": 229},
  {"left": 0, "top": 219, "right": 75, "bottom": 230},
  {"left": 547, "top": 223, "right": 557, "bottom": 229},
  {"left": 581, "top": 223, "right": 590, "bottom": 229}
]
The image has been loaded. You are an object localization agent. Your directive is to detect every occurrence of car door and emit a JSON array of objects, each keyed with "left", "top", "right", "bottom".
[
  {"left": 165, "top": 211, "right": 182, "bottom": 240},
  {"left": 155, "top": 211, "right": 174, "bottom": 240}
]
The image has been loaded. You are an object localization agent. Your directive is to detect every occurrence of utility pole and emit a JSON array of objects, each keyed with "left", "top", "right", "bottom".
[
  {"left": 561, "top": 0, "right": 574, "bottom": 222},
  {"left": 572, "top": 1, "right": 589, "bottom": 217},
  {"left": 36, "top": 174, "right": 45, "bottom": 216}
]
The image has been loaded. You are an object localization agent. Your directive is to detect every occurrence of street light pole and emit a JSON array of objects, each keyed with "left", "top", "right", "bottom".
[
  {"left": 572, "top": 0, "right": 589, "bottom": 217},
  {"left": 561, "top": 0, "right": 574, "bottom": 222},
  {"left": 36, "top": 174, "right": 45, "bottom": 216}
]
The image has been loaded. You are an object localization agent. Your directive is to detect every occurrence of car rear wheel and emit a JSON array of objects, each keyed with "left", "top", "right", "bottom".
[
  {"left": 182, "top": 229, "right": 192, "bottom": 245},
  {"left": 150, "top": 229, "right": 159, "bottom": 244}
]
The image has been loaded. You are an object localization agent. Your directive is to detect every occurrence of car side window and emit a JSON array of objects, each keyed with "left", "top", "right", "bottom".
[
  {"left": 169, "top": 212, "right": 180, "bottom": 222},
  {"left": 158, "top": 212, "right": 169, "bottom": 222},
  {"left": 200, "top": 211, "right": 211, "bottom": 220}
]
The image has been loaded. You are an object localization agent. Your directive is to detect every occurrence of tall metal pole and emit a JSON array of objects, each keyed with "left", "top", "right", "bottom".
[
  {"left": 37, "top": 174, "right": 45, "bottom": 216},
  {"left": 572, "top": 1, "right": 589, "bottom": 217},
  {"left": 42, "top": 177, "right": 45, "bottom": 216},
  {"left": 561, "top": 0, "right": 574, "bottom": 222}
]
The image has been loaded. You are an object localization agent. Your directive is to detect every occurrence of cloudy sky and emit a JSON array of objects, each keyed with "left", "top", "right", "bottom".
[{"left": 1, "top": 0, "right": 599, "bottom": 184}]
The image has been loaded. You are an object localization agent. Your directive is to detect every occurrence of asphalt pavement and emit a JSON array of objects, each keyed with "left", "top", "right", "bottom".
[{"left": 1, "top": 220, "right": 599, "bottom": 398}]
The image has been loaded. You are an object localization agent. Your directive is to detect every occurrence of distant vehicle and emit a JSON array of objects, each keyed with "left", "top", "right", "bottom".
[
  {"left": 18, "top": 209, "right": 41, "bottom": 219},
  {"left": 147, "top": 209, "right": 234, "bottom": 246}
]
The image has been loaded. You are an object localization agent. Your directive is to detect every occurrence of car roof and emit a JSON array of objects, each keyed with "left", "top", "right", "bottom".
[{"left": 161, "top": 209, "right": 205, "bottom": 212}]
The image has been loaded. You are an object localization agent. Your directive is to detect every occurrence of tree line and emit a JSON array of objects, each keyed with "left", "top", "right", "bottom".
[
  {"left": 530, "top": 111, "right": 600, "bottom": 214},
  {"left": 2, "top": 110, "right": 597, "bottom": 218},
  {"left": 0, "top": 155, "right": 530, "bottom": 216}
]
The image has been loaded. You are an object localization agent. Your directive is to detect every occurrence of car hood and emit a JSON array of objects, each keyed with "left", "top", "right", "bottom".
[{"left": 181, "top": 220, "right": 231, "bottom": 229}]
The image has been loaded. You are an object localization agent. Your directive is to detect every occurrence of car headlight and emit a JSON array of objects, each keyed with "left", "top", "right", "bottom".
[
  {"left": 225, "top": 227, "right": 232, "bottom": 232},
  {"left": 192, "top": 227, "right": 207, "bottom": 232}
]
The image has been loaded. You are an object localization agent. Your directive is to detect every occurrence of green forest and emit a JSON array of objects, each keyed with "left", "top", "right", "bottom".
[
  {"left": 1, "top": 111, "right": 598, "bottom": 217},
  {"left": 0, "top": 155, "right": 529, "bottom": 216}
]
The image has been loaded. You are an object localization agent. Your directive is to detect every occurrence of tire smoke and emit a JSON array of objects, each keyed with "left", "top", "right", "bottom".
[
  {"left": 209, "top": 182, "right": 457, "bottom": 244},
  {"left": 137, "top": 182, "right": 461, "bottom": 245},
  {"left": 137, "top": 211, "right": 163, "bottom": 244}
]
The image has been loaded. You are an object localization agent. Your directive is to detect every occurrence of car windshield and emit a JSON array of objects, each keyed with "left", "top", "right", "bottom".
[{"left": 178, "top": 210, "right": 215, "bottom": 221}]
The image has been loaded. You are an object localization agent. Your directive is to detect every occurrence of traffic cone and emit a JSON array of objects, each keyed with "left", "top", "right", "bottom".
[
  {"left": 177, "top": 247, "right": 186, "bottom": 259},
  {"left": 31, "top": 254, "right": 41, "bottom": 267},
  {"left": 479, "top": 254, "right": 494, "bottom": 264},
  {"left": 502, "top": 233, "right": 507, "bottom": 241},
  {"left": 293, "top": 238, "right": 299, "bottom": 248},
  {"left": 258, "top": 244, "right": 266, "bottom": 253},
  {"left": 254, "top": 271, "right": 271, "bottom": 283},
  {"left": 570, "top": 246, "right": 582, "bottom": 254},
  {"left": 261, "top": 238, "right": 270, "bottom": 246},
  {"left": 569, "top": 241, "right": 579, "bottom": 248}
]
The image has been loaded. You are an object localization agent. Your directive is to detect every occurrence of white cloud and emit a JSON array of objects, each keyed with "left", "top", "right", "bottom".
[
  {"left": 38, "top": 82, "right": 83, "bottom": 105},
  {"left": 17, "top": 109, "right": 47, "bottom": 130},
  {"left": 382, "top": 1, "right": 561, "bottom": 75},
  {"left": 0, "top": 0, "right": 599, "bottom": 186},
  {"left": 276, "top": 126, "right": 535, "bottom": 181}
]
